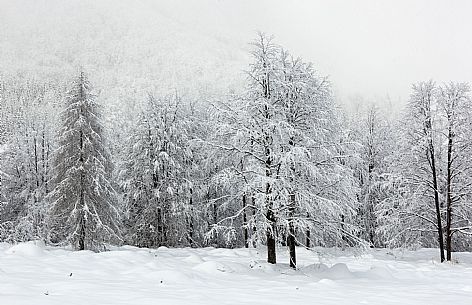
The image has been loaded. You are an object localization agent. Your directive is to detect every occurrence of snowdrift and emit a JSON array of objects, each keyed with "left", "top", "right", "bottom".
[{"left": 1, "top": 243, "right": 472, "bottom": 304}]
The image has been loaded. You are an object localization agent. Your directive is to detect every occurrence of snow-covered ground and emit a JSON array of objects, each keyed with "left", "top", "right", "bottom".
[{"left": 1, "top": 242, "right": 471, "bottom": 305}]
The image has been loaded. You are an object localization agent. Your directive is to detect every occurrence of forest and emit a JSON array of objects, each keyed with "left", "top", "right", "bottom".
[{"left": 1, "top": 32, "right": 472, "bottom": 269}]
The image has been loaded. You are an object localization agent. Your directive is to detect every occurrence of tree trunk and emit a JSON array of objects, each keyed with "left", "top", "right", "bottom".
[
  {"left": 79, "top": 128, "right": 86, "bottom": 251},
  {"left": 430, "top": 148, "right": 445, "bottom": 262},
  {"left": 266, "top": 197, "right": 276, "bottom": 264},
  {"left": 78, "top": 213, "right": 85, "bottom": 251},
  {"left": 266, "top": 219, "right": 276, "bottom": 264},
  {"left": 41, "top": 129, "right": 46, "bottom": 186},
  {"left": 261, "top": 51, "right": 276, "bottom": 263},
  {"left": 252, "top": 196, "right": 257, "bottom": 248},
  {"left": 287, "top": 138, "right": 297, "bottom": 268},
  {"left": 288, "top": 192, "right": 296, "bottom": 269},
  {"left": 426, "top": 114, "right": 445, "bottom": 262},
  {"left": 267, "top": 233, "right": 276, "bottom": 263},
  {"left": 187, "top": 188, "right": 194, "bottom": 247},
  {"left": 33, "top": 135, "right": 39, "bottom": 188},
  {"left": 242, "top": 193, "right": 249, "bottom": 248},
  {"left": 306, "top": 229, "right": 311, "bottom": 248},
  {"left": 45, "top": 142, "right": 50, "bottom": 193},
  {"left": 265, "top": 147, "right": 276, "bottom": 264},
  {"left": 446, "top": 124, "right": 453, "bottom": 261}
]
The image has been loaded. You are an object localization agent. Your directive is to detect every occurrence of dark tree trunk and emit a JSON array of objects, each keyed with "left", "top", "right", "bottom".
[
  {"left": 45, "top": 142, "right": 50, "bottom": 193},
  {"left": 188, "top": 188, "right": 194, "bottom": 247},
  {"left": 266, "top": 162, "right": 276, "bottom": 264},
  {"left": 252, "top": 196, "right": 257, "bottom": 248},
  {"left": 243, "top": 193, "right": 249, "bottom": 248},
  {"left": 33, "top": 136, "right": 39, "bottom": 188},
  {"left": 446, "top": 123, "right": 453, "bottom": 261},
  {"left": 288, "top": 193, "right": 296, "bottom": 269},
  {"left": 266, "top": 196, "right": 276, "bottom": 264},
  {"left": 260, "top": 38, "right": 275, "bottom": 264},
  {"left": 429, "top": 136, "right": 445, "bottom": 262},
  {"left": 78, "top": 214, "right": 85, "bottom": 251},
  {"left": 287, "top": 136, "right": 298, "bottom": 268},
  {"left": 266, "top": 222, "right": 276, "bottom": 264},
  {"left": 424, "top": 102, "right": 445, "bottom": 263},
  {"left": 41, "top": 129, "right": 46, "bottom": 186},
  {"left": 212, "top": 200, "right": 219, "bottom": 246},
  {"left": 267, "top": 234, "right": 276, "bottom": 263},
  {"left": 265, "top": 151, "right": 276, "bottom": 264},
  {"left": 306, "top": 229, "right": 311, "bottom": 248},
  {"left": 78, "top": 128, "right": 86, "bottom": 251}
]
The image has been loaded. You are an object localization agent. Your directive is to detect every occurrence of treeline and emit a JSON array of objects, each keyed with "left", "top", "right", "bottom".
[{"left": 1, "top": 34, "right": 472, "bottom": 267}]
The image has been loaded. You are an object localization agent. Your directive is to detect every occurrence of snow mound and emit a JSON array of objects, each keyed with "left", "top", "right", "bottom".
[
  {"left": 5, "top": 241, "right": 45, "bottom": 256},
  {"left": 364, "top": 266, "right": 395, "bottom": 280},
  {"left": 248, "top": 260, "right": 275, "bottom": 271},
  {"left": 193, "top": 261, "right": 232, "bottom": 273},
  {"left": 303, "top": 262, "right": 355, "bottom": 280},
  {"left": 304, "top": 262, "right": 394, "bottom": 281},
  {"left": 1, "top": 245, "right": 471, "bottom": 304},
  {"left": 301, "top": 263, "right": 329, "bottom": 273},
  {"left": 316, "top": 278, "right": 337, "bottom": 286},
  {"left": 183, "top": 254, "right": 205, "bottom": 264},
  {"left": 207, "top": 248, "right": 239, "bottom": 257},
  {"left": 157, "top": 246, "right": 169, "bottom": 252},
  {"left": 323, "top": 263, "right": 355, "bottom": 280}
]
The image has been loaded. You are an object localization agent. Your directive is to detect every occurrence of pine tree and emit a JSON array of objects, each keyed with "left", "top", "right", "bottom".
[{"left": 49, "top": 72, "right": 120, "bottom": 251}]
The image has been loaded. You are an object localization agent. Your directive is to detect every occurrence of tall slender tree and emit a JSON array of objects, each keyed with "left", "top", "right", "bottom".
[
  {"left": 407, "top": 81, "right": 445, "bottom": 261},
  {"left": 438, "top": 82, "right": 472, "bottom": 261},
  {"left": 49, "top": 72, "right": 120, "bottom": 251}
]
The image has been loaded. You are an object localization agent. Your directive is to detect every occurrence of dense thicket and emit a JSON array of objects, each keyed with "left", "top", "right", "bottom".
[{"left": 1, "top": 35, "right": 472, "bottom": 264}]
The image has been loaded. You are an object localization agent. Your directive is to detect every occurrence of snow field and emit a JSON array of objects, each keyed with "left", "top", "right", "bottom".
[{"left": 1, "top": 242, "right": 472, "bottom": 305}]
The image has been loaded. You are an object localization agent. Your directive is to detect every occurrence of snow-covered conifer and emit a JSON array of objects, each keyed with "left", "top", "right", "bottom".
[{"left": 49, "top": 72, "right": 120, "bottom": 251}]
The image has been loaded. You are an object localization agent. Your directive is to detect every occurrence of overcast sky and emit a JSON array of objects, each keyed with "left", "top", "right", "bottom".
[
  {"left": 2, "top": 0, "right": 472, "bottom": 106},
  {"left": 209, "top": 0, "right": 472, "bottom": 104}
]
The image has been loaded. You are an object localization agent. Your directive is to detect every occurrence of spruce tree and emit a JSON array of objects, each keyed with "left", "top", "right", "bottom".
[{"left": 49, "top": 72, "right": 120, "bottom": 251}]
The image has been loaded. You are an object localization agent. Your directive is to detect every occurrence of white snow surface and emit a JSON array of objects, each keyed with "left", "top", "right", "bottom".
[{"left": 1, "top": 242, "right": 471, "bottom": 304}]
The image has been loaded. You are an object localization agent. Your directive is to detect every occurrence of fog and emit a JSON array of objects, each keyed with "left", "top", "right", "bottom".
[{"left": 1, "top": 0, "right": 471, "bottom": 106}]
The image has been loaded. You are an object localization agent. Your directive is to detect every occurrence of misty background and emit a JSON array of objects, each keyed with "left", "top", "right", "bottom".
[{"left": 2, "top": 0, "right": 471, "bottom": 109}]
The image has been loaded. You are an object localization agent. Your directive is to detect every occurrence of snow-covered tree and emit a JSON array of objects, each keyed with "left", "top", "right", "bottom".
[
  {"left": 276, "top": 49, "right": 360, "bottom": 267},
  {"left": 121, "top": 94, "right": 198, "bottom": 247},
  {"left": 378, "top": 81, "right": 445, "bottom": 260},
  {"left": 209, "top": 33, "right": 360, "bottom": 267},
  {"left": 49, "top": 72, "right": 120, "bottom": 251},
  {"left": 437, "top": 82, "right": 472, "bottom": 260},
  {"left": 0, "top": 77, "right": 59, "bottom": 242},
  {"left": 346, "top": 103, "right": 398, "bottom": 247},
  {"left": 376, "top": 81, "right": 472, "bottom": 261}
]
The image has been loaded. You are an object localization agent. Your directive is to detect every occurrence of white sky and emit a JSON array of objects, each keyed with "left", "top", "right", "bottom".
[
  {"left": 208, "top": 0, "right": 472, "bottom": 104},
  {"left": 2, "top": 0, "right": 472, "bottom": 106}
]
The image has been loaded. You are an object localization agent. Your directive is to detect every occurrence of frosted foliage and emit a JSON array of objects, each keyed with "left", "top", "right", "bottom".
[
  {"left": 1, "top": 31, "right": 472, "bottom": 266},
  {"left": 121, "top": 95, "right": 199, "bottom": 247},
  {"left": 0, "top": 77, "right": 59, "bottom": 242},
  {"left": 207, "top": 33, "right": 360, "bottom": 266},
  {"left": 48, "top": 72, "right": 120, "bottom": 251},
  {"left": 375, "top": 81, "right": 472, "bottom": 256}
]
